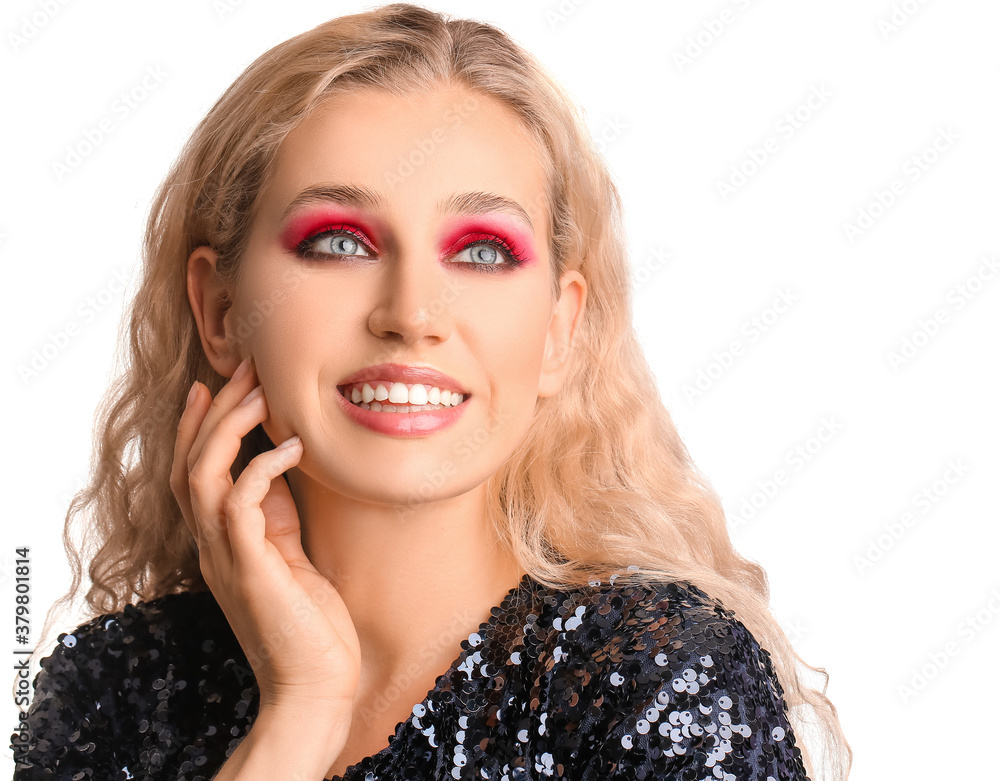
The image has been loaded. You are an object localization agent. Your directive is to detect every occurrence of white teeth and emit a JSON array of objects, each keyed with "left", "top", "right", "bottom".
[
  {"left": 407, "top": 384, "right": 428, "bottom": 405},
  {"left": 344, "top": 382, "right": 465, "bottom": 411},
  {"left": 364, "top": 402, "right": 448, "bottom": 413}
]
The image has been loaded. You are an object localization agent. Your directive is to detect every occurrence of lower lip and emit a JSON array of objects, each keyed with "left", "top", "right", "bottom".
[{"left": 335, "top": 387, "right": 470, "bottom": 436}]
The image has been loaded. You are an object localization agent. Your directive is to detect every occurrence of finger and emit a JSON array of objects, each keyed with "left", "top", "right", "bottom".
[
  {"left": 187, "top": 355, "right": 258, "bottom": 470},
  {"left": 256, "top": 442, "right": 311, "bottom": 564},
  {"left": 187, "top": 382, "right": 271, "bottom": 565},
  {"left": 224, "top": 436, "right": 303, "bottom": 563},
  {"left": 170, "top": 380, "right": 210, "bottom": 544},
  {"left": 175, "top": 355, "right": 254, "bottom": 538}
]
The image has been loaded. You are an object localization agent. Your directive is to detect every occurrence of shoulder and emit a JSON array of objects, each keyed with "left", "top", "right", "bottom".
[
  {"left": 595, "top": 577, "right": 777, "bottom": 687},
  {"left": 517, "top": 574, "right": 781, "bottom": 711},
  {"left": 40, "top": 590, "right": 227, "bottom": 675},
  {"left": 32, "top": 589, "right": 243, "bottom": 700},
  {"left": 522, "top": 576, "right": 810, "bottom": 778},
  {"left": 532, "top": 575, "right": 770, "bottom": 683},
  {"left": 14, "top": 591, "right": 244, "bottom": 776}
]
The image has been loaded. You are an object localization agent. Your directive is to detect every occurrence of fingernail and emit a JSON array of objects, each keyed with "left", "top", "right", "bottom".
[
  {"left": 232, "top": 356, "right": 251, "bottom": 383},
  {"left": 185, "top": 381, "right": 199, "bottom": 409},
  {"left": 238, "top": 385, "right": 263, "bottom": 407},
  {"left": 276, "top": 435, "right": 301, "bottom": 450}
]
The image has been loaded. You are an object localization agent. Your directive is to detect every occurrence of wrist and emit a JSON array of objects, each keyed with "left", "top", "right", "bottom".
[{"left": 245, "top": 702, "right": 351, "bottom": 777}]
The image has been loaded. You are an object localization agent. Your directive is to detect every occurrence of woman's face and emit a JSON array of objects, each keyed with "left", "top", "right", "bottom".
[{"left": 221, "top": 83, "right": 583, "bottom": 506}]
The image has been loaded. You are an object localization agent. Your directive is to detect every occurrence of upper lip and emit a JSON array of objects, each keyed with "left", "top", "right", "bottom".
[{"left": 338, "top": 363, "right": 470, "bottom": 395}]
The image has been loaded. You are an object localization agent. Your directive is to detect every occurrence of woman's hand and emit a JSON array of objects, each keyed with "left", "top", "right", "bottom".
[{"left": 169, "top": 356, "right": 360, "bottom": 775}]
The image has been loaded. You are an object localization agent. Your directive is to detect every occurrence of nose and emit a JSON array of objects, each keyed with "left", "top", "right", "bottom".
[{"left": 367, "top": 243, "right": 454, "bottom": 346}]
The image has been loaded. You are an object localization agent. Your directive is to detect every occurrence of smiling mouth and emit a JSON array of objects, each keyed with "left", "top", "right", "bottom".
[{"left": 338, "top": 381, "right": 468, "bottom": 412}]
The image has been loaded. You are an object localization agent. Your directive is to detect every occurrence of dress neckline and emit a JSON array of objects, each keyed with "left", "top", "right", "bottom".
[{"left": 326, "top": 571, "right": 539, "bottom": 781}]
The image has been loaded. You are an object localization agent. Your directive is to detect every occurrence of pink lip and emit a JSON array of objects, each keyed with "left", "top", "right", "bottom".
[
  {"left": 334, "top": 383, "right": 470, "bottom": 436},
  {"left": 338, "top": 363, "right": 469, "bottom": 395}
]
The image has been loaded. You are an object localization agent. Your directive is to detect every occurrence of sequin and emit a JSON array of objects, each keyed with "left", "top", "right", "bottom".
[{"left": 11, "top": 573, "right": 810, "bottom": 779}]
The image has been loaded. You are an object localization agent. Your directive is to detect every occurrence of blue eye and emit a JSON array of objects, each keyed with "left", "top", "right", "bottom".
[
  {"left": 451, "top": 237, "right": 528, "bottom": 274},
  {"left": 295, "top": 229, "right": 527, "bottom": 273},
  {"left": 456, "top": 243, "right": 503, "bottom": 266},
  {"left": 300, "top": 228, "right": 372, "bottom": 259}
]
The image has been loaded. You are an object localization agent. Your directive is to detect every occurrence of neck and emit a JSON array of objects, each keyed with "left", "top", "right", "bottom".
[{"left": 285, "top": 467, "right": 526, "bottom": 677}]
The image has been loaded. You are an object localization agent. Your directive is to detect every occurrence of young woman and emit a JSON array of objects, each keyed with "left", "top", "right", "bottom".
[{"left": 12, "top": 4, "right": 850, "bottom": 780}]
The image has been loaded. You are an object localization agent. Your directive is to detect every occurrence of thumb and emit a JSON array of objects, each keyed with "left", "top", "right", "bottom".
[{"left": 260, "top": 471, "right": 310, "bottom": 566}]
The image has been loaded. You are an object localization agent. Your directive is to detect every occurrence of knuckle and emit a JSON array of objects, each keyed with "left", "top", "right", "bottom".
[
  {"left": 209, "top": 391, "right": 231, "bottom": 418},
  {"left": 239, "top": 459, "right": 268, "bottom": 491},
  {"left": 187, "top": 469, "right": 209, "bottom": 498},
  {"left": 201, "top": 527, "right": 225, "bottom": 551},
  {"left": 222, "top": 493, "right": 245, "bottom": 519},
  {"left": 242, "top": 471, "right": 269, "bottom": 495},
  {"left": 168, "top": 470, "right": 185, "bottom": 496},
  {"left": 203, "top": 512, "right": 225, "bottom": 535},
  {"left": 200, "top": 525, "right": 220, "bottom": 546}
]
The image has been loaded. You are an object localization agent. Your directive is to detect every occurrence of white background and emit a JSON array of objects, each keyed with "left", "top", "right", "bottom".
[{"left": 2, "top": 1, "right": 998, "bottom": 778}]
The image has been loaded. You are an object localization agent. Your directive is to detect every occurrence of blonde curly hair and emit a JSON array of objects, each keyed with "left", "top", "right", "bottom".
[{"left": 46, "top": 4, "right": 850, "bottom": 778}]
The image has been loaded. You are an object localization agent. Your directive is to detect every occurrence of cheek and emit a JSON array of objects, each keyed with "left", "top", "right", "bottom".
[
  {"left": 232, "top": 280, "right": 335, "bottom": 401},
  {"left": 237, "top": 270, "right": 336, "bottom": 349},
  {"left": 477, "top": 308, "right": 553, "bottom": 460},
  {"left": 480, "top": 297, "right": 552, "bottom": 396}
]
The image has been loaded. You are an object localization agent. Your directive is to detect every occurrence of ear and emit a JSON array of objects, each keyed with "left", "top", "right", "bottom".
[
  {"left": 537, "top": 269, "right": 587, "bottom": 398},
  {"left": 186, "top": 245, "right": 243, "bottom": 377}
]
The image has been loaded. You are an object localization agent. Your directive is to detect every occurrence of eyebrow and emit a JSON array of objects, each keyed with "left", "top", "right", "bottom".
[{"left": 280, "top": 184, "right": 534, "bottom": 232}]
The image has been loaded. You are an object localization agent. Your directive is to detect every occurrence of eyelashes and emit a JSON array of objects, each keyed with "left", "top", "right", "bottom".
[
  {"left": 297, "top": 224, "right": 375, "bottom": 260},
  {"left": 294, "top": 223, "right": 529, "bottom": 273}
]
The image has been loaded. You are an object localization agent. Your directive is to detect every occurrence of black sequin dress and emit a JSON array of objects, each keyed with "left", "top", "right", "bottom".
[{"left": 11, "top": 572, "right": 811, "bottom": 780}]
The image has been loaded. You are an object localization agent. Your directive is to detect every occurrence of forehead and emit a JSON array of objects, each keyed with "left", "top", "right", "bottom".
[{"left": 263, "top": 83, "right": 551, "bottom": 242}]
